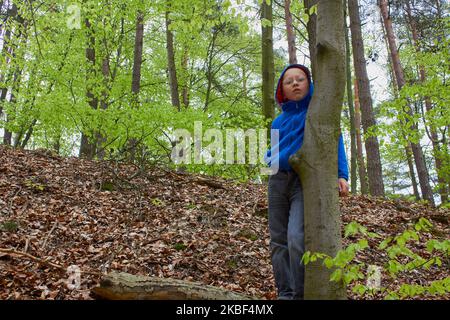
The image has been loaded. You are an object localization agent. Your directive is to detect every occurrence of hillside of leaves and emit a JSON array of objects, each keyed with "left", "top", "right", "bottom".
[{"left": 0, "top": 145, "right": 448, "bottom": 300}]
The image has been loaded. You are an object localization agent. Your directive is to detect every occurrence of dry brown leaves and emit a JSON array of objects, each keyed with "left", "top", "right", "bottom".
[{"left": 0, "top": 145, "right": 448, "bottom": 300}]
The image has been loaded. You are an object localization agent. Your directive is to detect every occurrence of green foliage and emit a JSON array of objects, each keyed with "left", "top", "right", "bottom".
[
  {"left": 372, "top": 16, "right": 450, "bottom": 204},
  {"left": 0, "top": 0, "right": 269, "bottom": 183},
  {"left": 173, "top": 242, "right": 187, "bottom": 251},
  {"left": 238, "top": 229, "right": 258, "bottom": 241},
  {"left": 0, "top": 220, "right": 19, "bottom": 233},
  {"left": 100, "top": 181, "right": 116, "bottom": 192},
  {"left": 151, "top": 197, "right": 165, "bottom": 207},
  {"left": 24, "top": 179, "right": 46, "bottom": 192},
  {"left": 303, "top": 218, "right": 450, "bottom": 299}
]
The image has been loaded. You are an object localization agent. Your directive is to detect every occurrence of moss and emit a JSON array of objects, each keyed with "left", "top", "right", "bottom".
[
  {"left": 238, "top": 229, "right": 258, "bottom": 241},
  {"left": 173, "top": 242, "right": 187, "bottom": 251},
  {"left": 100, "top": 181, "right": 116, "bottom": 192},
  {"left": 1, "top": 220, "right": 19, "bottom": 232}
]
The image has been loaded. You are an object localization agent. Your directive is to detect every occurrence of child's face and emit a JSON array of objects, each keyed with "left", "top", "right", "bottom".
[{"left": 281, "top": 68, "right": 309, "bottom": 102}]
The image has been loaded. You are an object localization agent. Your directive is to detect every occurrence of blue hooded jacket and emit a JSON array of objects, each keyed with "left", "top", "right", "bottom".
[{"left": 265, "top": 64, "right": 349, "bottom": 180}]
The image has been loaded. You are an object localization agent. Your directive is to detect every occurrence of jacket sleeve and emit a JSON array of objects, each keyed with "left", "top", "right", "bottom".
[{"left": 338, "top": 134, "right": 349, "bottom": 180}]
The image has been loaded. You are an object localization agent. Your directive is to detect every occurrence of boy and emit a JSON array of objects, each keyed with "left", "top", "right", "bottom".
[{"left": 265, "top": 64, "right": 349, "bottom": 299}]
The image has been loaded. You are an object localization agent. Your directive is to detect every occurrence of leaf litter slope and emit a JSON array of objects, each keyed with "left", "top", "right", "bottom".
[{"left": 0, "top": 146, "right": 448, "bottom": 299}]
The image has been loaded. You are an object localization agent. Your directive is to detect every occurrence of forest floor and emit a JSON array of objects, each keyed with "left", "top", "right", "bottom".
[{"left": 0, "top": 145, "right": 448, "bottom": 300}]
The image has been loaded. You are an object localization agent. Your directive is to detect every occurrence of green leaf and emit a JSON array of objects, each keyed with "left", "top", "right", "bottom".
[
  {"left": 384, "top": 291, "right": 400, "bottom": 300},
  {"left": 260, "top": 18, "right": 272, "bottom": 28},
  {"left": 367, "top": 232, "right": 380, "bottom": 239},
  {"left": 415, "top": 218, "right": 433, "bottom": 232},
  {"left": 353, "top": 284, "right": 367, "bottom": 295},
  {"left": 330, "top": 269, "right": 342, "bottom": 282},
  {"left": 357, "top": 239, "right": 369, "bottom": 250},
  {"left": 344, "top": 221, "right": 359, "bottom": 238},
  {"left": 324, "top": 257, "right": 334, "bottom": 269},
  {"left": 308, "top": 4, "right": 317, "bottom": 15},
  {"left": 379, "top": 237, "right": 393, "bottom": 250},
  {"left": 302, "top": 251, "right": 311, "bottom": 265},
  {"left": 387, "top": 260, "right": 403, "bottom": 275}
]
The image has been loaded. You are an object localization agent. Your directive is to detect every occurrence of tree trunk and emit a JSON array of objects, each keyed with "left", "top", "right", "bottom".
[
  {"left": 2, "top": 4, "right": 26, "bottom": 146},
  {"left": 289, "top": 0, "right": 347, "bottom": 300},
  {"left": 165, "top": 4, "right": 180, "bottom": 111},
  {"left": 125, "top": 10, "right": 145, "bottom": 161},
  {"left": 379, "top": 0, "right": 434, "bottom": 206},
  {"left": 0, "top": 3, "right": 17, "bottom": 143},
  {"left": 405, "top": 0, "right": 447, "bottom": 204},
  {"left": 96, "top": 56, "right": 111, "bottom": 160},
  {"left": 20, "top": 118, "right": 37, "bottom": 149},
  {"left": 348, "top": 0, "right": 385, "bottom": 197},
  {"left": 79, "top": 18, "right": 98, "bottom": 159},
  {"left": 92, "top": 272, "right": 255, "bottom": 300},
  {"left": 284, "top": 0, "right": 297, "bottom": 64},
  {"left": 303, "top": 0, "right": 317, "bottom": 79},
  {"left": 6, "top": 63, "right": 24, "bottom": 146},
  {"left": 204, "top": 27, "right": 218, "bottom": 112},
  {"left": 353, "top": 79, "right": 369, "bottom": 195},
  {"left": 261, "top": 0, "right": 275, "bottom": 125},
  {"left": 242, "top": 64, "right": 248, "bottom": 98},
  {"left": 344, "top": 1, "right": 357, "bottom": 194},
  {"left": 405, "top": 143, "right": 421, "bottom": 200},
  {"left": 131, "top": 10, "right": 144, "bottom": 102},
  {"left": 181, "top": 45, "right": 190, "bottom": 107},
  {"left": 379, "top": 11, "right": 420, "bottom": 200}
]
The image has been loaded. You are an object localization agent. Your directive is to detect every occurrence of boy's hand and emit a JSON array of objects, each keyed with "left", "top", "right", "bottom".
[{"left": 338, "top": 178, "right": 349, "bottom": 197}]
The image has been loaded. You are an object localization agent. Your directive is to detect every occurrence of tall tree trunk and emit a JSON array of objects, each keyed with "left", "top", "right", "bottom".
[
  {"left": 79, "top": 18, "right": 98, "bottom": 159},
  {"left": 284, "top": 0, "right": 297, "bottom": 64},
  {"left": 353, "top": 79, "right": 369, "bottom": 195},
  {"left": 344, "top": 1, "right": 357, "bottom": 194},
  {"left": 165, "top": 4, "right": 180, "bottom": 111},
  {"left": 242, "top": 64, "right": 249, "bottom": 100},
  {"left": 405, "top": 144, "right": 421, "bottom": 200},
  {"left": 131, "top": 10, "right": 144, "bottom": 102},
  {"left": 348, "top": 0, "right": 385, "bottom": 197},
  {"left": 204, "top": 27, "right": 219, "bottom": 112},
  {"left": 289, "top": 0, "right": 347, "bottom": 300},
  {"left": 20, "top": 118, "right": 37, "bottom": 149},
  {"left": 405, "top": 1, "right": 447, "bottom": 203},
  {"left": 379, "top": 11, "right": 420, "bottom": 200},
  {"left": 0, "top": 3, "right": 17, "bottom": 142},
  {"left": 96, "top": 56, "right": 111, "bottom": 160},
  {"left": 5, "top": 62, "right": 24, "bottom": 146},
  {"left": 2, "top": 4, "right": 26, "bottom": 146},
  {"left": 303, "top": 0, "right": 317, "bottom": 79},
  {"left": 379, "top": 0, "right": 434, "bottom": 206},
  {"left": 181, "top": 45, "right": 190, "bottom": 107},
  {"left": 261, "top": 0, "right": 275, "bottom": 125},
  {"left": 126, "top": 10, "right": 145, "bottom": 161}
]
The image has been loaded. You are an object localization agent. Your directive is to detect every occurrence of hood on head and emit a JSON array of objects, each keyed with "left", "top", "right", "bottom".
[{"left": 275, "top": 64, "right": 312, "bottom": 106}]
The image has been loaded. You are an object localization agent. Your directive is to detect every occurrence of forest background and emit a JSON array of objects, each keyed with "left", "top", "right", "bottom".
[{"left": 0, "top": 0, "right": 448, "bottom": 206}]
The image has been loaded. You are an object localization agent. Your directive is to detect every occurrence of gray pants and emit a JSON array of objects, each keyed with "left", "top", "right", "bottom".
[{"left": 268, "top": 170, "right": 305, "bottom": 300}]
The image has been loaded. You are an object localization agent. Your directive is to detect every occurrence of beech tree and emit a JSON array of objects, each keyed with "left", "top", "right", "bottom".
[
  {"left": 344, "top": 1, "right": 357, "bottom": 193},
  {"left": 165, "top": 1, "right": 180, "bottom": 110},
  {"left": 289, "top": 0, "right": 347, "bottom": 300},
  {"left": 379, "top": 0, "right": 434, "bottom": 206},
  {"left": 283, "top": 0, "right": 297, "bottom": 64},
  {"left": 261, "top": 0, "right": 275, "bottom": 123},
  {"left": 348, "top": 0, "right": 385, "bottom": 197}
]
